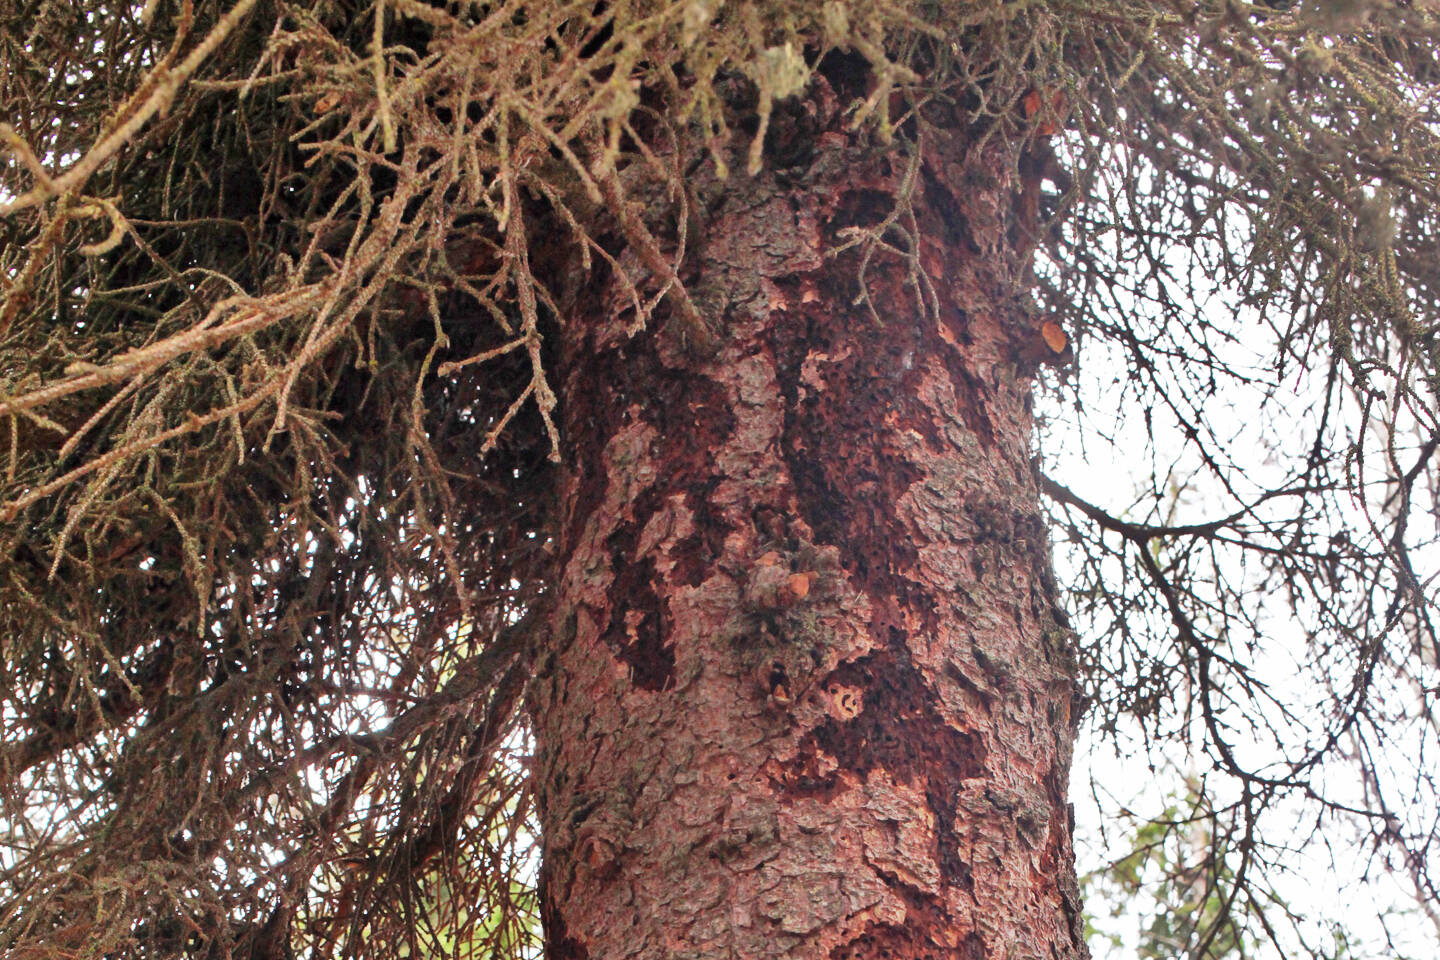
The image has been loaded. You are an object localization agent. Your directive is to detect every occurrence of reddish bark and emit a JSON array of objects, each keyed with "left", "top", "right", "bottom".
[{"left": 532, "top": 83, "right": 1084, "bottom": 960}]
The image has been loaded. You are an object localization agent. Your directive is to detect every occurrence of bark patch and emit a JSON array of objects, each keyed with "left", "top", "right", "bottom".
[
  {"left": 542, "top": 904, "right": 591, "bottom": 960},
  {"left": 670, "top": 481, "right": 729, "bottom": 588},
  {"left": 825, "top": 889, "right": 977, "bottom": 960},
  {"left": 777, "top": 638, "right": 986, "bottom": 823},
  {"left": 601, "top": 549, "right": 673, "bottom": 692}
]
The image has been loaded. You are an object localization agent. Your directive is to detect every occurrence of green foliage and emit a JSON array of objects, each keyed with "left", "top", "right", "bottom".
[{"left": 1083, "top": 771, "right": 1253, "bottom": 959}]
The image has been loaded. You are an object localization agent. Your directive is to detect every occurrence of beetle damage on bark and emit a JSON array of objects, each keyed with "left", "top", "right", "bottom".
[{"left": 531, "top": 56, "right": 1086, "bottom": 960}]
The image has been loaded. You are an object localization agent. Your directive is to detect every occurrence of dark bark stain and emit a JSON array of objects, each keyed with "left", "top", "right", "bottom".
[
  {"left": 646, "top": 355, "right": 736, "bottom": 448},
  {"left": 832, "top": 188, "right": 903, "bottom": 237},
  {"left": 770, "top": 311, "right": 928, "bottom": 639},
  {"left": 776, "top": 632, "right": 986, "bottom": 894},
  {"left": 562, "top": 325, "right": 740, "bottom": 692},
  {"left": 826, "top": 887, "right": 980, "bottom": 960},
  {"left": 561, "top": 338, "right": 624, "bottom": 557},
  {"left": 920, "top": 168, "right": 983, "bottom": 258},
  {"left": 602, "top": 485, "right": 673, "bottom": 691},
  {"left": 599, "top": 560, "right": 671, "bottom": 692},
  {"left": 542, "top": 905, "right": 591, "bottom": 960},
  {"left": 669, "top": 480, "right": 726, "bottom": 588},
  {"left": 560, "top": 327, "right": 737, "bottom": 556},
  {"left": 813, "top": 633, "right": 987, "bottom": 786},
  {"left": 815, "top": 47, "right": 873, "bottom": 105},
  {"left": 941, "top": 358, "right": 997, "bottom": 448},
  {"left": 827, "top": 923, "right": 943, "bottom": 960}
]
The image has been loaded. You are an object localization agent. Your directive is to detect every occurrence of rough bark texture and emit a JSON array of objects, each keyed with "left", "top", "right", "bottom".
[{"left": 532, "top": 77, "right": 1085, "bottom": 960}]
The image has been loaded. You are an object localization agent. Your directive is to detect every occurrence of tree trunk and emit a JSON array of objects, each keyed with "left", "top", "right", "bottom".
[{"left": 532, "top": 80, "right": 1085, "bottom": 960}]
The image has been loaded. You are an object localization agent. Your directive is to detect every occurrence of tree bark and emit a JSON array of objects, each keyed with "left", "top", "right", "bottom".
[{"left": 532, "top": 82, "right": 1085, "bottom": 960}]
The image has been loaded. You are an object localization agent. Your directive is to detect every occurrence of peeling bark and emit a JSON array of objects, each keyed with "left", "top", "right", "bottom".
[{"left": 532, "top": 87, "right": 1085, "bottom": 960}]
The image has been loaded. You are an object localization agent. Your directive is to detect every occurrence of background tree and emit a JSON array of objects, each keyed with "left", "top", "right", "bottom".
[{"left": 0, "top": 0, "right": 1436, "bottom": 958}]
